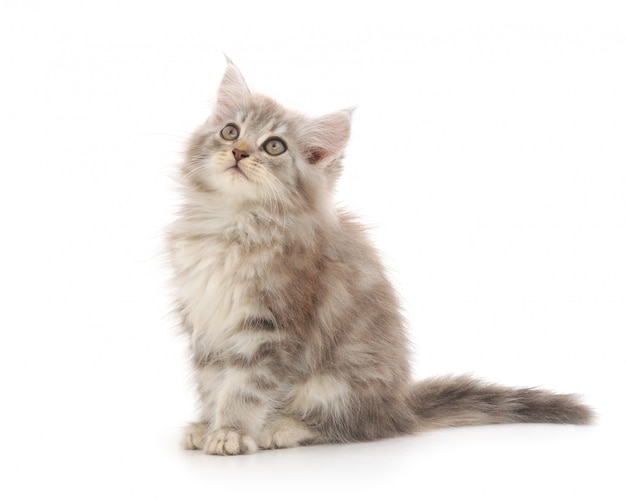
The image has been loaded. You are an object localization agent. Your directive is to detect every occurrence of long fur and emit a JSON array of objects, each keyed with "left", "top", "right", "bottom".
[{"left": 167, "top": 61, "right": 593, "bottom": 455}]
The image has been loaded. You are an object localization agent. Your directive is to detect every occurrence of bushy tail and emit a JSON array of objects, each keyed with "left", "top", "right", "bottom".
[{"left": 409, "top": 375, "right": 593, "bottom": 430}]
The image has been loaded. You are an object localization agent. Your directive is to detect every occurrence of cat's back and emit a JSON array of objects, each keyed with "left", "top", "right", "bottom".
[
  {"left": 264, "top": 211, "right": 412, "bottom": 379},
  {"left": 325, "top": 211, "right": 411, "bottom": 361}
]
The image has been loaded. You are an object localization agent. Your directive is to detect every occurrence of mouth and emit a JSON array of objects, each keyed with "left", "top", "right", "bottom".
[{"left": 228, "top": 164, "right": 248, "bottom": 179}]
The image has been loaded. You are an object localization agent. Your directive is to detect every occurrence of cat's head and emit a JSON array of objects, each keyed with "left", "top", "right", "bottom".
[{"left": 183, "top": 61, "right": 352, "bottom": 214}]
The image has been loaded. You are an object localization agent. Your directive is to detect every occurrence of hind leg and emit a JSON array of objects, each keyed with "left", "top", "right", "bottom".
[
  {"left": 258, "top": 417, "right": 322, "bottom": 450},
  {"left": 181, "top": 422, "right": 208, "bottom": 450}
]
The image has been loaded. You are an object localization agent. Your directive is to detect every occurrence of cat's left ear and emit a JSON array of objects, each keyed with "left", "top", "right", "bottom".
[
  {"left": 213, "top": 58, "right": 251, "bottom": 120},
  {"left": 299, "top": 109, "right": 353, "bottom": 166}
]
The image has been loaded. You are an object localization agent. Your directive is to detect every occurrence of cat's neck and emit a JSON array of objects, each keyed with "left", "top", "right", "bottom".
[{"left": 176, "top": 189, "right": 336, "bottom": 249}]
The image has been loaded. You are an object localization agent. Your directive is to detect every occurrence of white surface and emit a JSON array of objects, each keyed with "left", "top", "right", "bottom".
[{"left": 1, "top": 1, "right": 624, "bottom": 499}]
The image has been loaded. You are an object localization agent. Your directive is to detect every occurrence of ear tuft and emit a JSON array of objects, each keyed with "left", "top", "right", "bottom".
[{"left": 214, "top": 59, "right": 250, "bottom": 120}]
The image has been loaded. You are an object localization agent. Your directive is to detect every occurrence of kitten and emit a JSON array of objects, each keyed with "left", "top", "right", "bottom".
[{"left": 167, "top": 61, "right": 593, "bottom": 455}]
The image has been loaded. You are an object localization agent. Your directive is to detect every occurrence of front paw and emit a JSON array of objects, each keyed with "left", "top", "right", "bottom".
[{"left": 204, "top": 429, "right": 258, "bottom": 456}]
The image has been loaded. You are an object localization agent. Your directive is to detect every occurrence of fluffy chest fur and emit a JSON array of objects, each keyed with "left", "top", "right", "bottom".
[{"left": 170, "top": 213, "right": 282, "bottom": 358}]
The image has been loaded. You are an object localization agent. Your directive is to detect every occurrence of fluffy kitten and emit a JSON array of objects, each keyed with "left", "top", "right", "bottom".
[{"left": 167, "top": 61, "right": 592, "bottom": 455}]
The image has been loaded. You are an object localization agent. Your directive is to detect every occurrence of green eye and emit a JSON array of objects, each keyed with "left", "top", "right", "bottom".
[
  {"left": 262, "top": 137, "right": 287, "bottom": 156},
  {"left": 220, "top": 124, "right": 239, "bottom": 141}
]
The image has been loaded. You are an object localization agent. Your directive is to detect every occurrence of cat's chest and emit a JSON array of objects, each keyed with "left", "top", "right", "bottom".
[{"left": 172, "top": 235, "right": 268, "bottom": 349}]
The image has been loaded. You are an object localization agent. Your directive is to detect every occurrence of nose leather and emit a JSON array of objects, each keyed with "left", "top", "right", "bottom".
[{"left": 232, "top": 148, "right": 249, "bottom": 162}]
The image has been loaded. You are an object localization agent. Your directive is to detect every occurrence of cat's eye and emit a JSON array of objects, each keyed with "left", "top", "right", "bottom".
[
  {"left": 220, "top": 124, "right": 239, "bottom": 141},
  {"left": 262, "top": 137, "right": 287, "bottom": 156}
]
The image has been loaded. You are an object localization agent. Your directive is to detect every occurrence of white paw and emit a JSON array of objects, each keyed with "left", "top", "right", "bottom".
[
  {"left": 258, "top": 418, "right": 320, "bottom": 450},
  {"left": 203, "top": 429, "right": 258, "bottom": 456},
  {"left": 181, "top": 422, "right": 208, "bottom": 450}
]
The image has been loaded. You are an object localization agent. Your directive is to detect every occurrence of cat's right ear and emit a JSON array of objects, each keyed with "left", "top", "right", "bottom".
[{"left": 213, "top": 58, "right": 251, "bottom": 120}]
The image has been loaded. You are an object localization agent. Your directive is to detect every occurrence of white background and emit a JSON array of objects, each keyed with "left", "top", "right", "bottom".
[{"left": 1, "top": 1, "right": 624, "bottom": 499}]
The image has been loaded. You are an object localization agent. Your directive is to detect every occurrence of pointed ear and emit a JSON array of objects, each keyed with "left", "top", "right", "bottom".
[
  {"left": 299, "top": 109, "right": 353, "bottom": 166},
  {"left": 213, "top": 59, "right": 250, "bottom": 120}
]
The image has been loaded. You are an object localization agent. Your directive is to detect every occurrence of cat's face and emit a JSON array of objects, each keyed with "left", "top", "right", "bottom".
[{"left": 183, "top": 63, "right": 352, "bottom": 213}]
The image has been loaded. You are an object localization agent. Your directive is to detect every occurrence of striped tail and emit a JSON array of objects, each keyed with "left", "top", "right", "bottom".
[{"left": 409, "top": 375, "right": 593, "bottom": 429}]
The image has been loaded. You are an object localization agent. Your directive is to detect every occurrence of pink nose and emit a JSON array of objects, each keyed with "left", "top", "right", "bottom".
[{"left": 233, "top": 148, "right": 249, "bottom": 162}]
